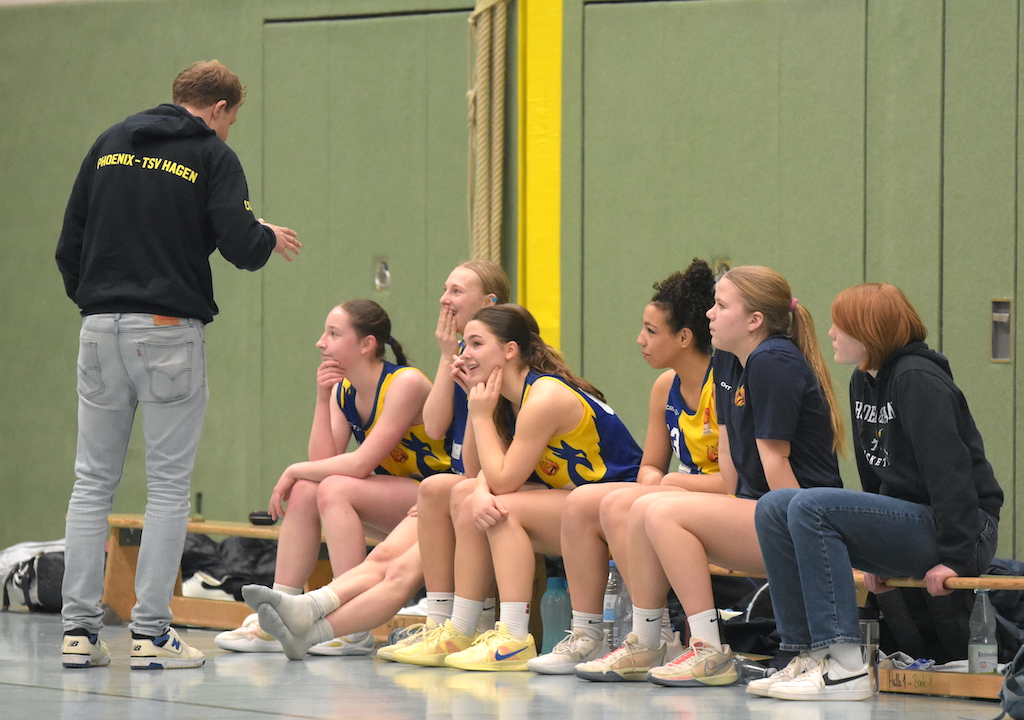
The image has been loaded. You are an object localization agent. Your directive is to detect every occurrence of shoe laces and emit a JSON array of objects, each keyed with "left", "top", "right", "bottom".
[
  {"left": 392, "top": 623, "right": 427, "bottom": 645},
  {"left": 553, "top": 629, "right": 594, "bottom": 655},
  {"left": 666, "top": 640, "right": 712, "bottom": 668}
]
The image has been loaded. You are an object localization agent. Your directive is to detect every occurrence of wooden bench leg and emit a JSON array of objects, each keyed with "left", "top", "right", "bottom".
[{"left": 102, "top": 526, "right": 139, "bottom": 623}]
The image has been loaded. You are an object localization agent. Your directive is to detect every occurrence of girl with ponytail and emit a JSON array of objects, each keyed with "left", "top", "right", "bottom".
[
  {"left": 216, "top": 298, "right": 450, "bottom": 656},
  {"left": 392, "top": 304, "right": 642, "bottom": 671},
  {"left": 577, "top": 265, "right": 843, "bottom": 688},
  {"left": 530, "top": 259, "right": 722, "bottom": 675}
]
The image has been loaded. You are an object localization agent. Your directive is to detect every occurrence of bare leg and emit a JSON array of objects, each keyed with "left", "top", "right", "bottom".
[
  {"left": 625, "top": 493, "right": 674, "bottom": 609},
  {"left": 243, "top": 517, "right": 424, "bottom": 659},
  {"left": 325, "top": 543, "right": 423, "bottom": 636},
  {"left": 560, "top": 484, "right": 620, "bottom": 614},
  {"left": 452, "top": 482, "right": 498, "bottom": 601},
  {"left": 317, "top": 474, "right": 419, "bottom": 576},
  {"left": 274, "top": 479, "right": 324, "bottom": 588},
  {"left": 644, "top": 494, "right": 763, "bottom": 615},
  {"left": 487, "top": 489, "right": 570, "bottom": 602},
  {"left": 416, "top": 473, "right": 466, "bottom": 592}
]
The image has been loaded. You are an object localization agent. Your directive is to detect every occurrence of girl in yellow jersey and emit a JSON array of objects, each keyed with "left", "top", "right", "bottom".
[
  {"left": 393, "top": 304, "right": 642, "bottom": 671},
  {"left": 216, "top": 299, "right": 448, "bottom": 655},
  {"left": 529, "top": 259, "right": 722, "bottom": 675},
  {"left": 229, "top": 264, "right": 511, "bottom": 660}
]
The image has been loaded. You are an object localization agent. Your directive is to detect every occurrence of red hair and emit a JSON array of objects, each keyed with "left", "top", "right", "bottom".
[{"left": 831, "top": 283, "right": 927, "bottom": 371}]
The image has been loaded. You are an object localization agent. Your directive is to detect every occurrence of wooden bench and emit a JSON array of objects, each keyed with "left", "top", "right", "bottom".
[
  {"left": 709, "top": 563, "right": 1021, "bottom": 699},
  {"left": 102, "top": 514, "right": 335, "bottom": 631}
]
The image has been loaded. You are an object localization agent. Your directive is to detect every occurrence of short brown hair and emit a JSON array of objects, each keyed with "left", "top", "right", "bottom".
[
  {"left": 831, "top": 283, "right": 927, "bottom": 371},
  {"left": 172, "top": 60, "right": 245, "bottom": 110}
]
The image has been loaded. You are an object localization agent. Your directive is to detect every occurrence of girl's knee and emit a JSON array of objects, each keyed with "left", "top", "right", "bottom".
[{"left": 316, "top": 476, "right": 356, "bottom": 514}]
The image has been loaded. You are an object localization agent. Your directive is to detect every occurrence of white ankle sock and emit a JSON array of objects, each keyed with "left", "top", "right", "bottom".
[
  {"left": 306, "top": 587, "right": 341, "bottom": 617},
  {"left": 426, "top": 592, "right": 455, "bottom": 627},
  {"left": 632, "top": 606, "right": 664, "bottom": 649},
  {"left": 451, "top": 596, "right": 483, "bottom": 637},
  {"left": 477, "top": 598, "right": 496, "bottom": 634},
  {"left": 687, "top": 609, "right": 723, "bottom": 650},
  {"left": 499, "top": 602, "right": 530, "bottom": 640},
  {"left": 828, "top": 642, "right": 865, "bottom": 670},
  {"left": 273, "top": 583, "right": 303, "bottom": 596},
  {"left": 572, "top": 611, "right": 604, "bottom": 638}
]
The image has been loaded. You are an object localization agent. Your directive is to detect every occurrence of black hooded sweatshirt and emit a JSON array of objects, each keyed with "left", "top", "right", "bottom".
[
  {"left": 850, "top": 341, "right": 1003, "bottom": 576},
  {"left": 56, "top": 103, "right": 275, "bottom": 324}
]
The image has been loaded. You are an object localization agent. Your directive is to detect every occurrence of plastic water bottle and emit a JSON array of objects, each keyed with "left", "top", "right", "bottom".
[
  {"left": 968, "top": 589, "right": 998, "bottom": 674},
  {"left": 540, "top": 577, "right": 571, "bottom": 653},
  {"left": 603, "top": 561, "right": 621, "bottom": 645},
  {"left": 603, "top": 561, "right": 631, "bottom": 647},
  {"left": 614, "top": 574, "right": 632, "bottom": 647}
]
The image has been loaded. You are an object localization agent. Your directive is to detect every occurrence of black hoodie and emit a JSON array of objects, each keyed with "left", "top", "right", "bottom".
[
  {"left": 56, "top": 103, "right": 275, "bottom": 324},
  {"left": 850, "top": 341, "right": 1003, "bottom": 575}
]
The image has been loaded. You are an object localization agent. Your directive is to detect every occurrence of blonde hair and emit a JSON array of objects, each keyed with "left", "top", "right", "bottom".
[
  {"left": 723, "top": 266, "right": 845, "bottom": 455},
  {"left": 460, "top": 260, "right": 511, "bottom": 304},
  {"left": 831, "top": 283, "right": 927, "bottom": 371}
]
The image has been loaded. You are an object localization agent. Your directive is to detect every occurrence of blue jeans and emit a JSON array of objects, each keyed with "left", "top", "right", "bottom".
[
  {"left": 754, "top": 487, "right": 998, "bottom": 652},
  {"left": 62, "top": 313, "right": 208, "bottom": 636}
]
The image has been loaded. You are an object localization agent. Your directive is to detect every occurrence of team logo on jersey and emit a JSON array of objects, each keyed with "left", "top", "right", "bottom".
[
  {"left": 401, "top": 432, "right": 448, "bottom": 476},
  {"left": 707, "top": 444, "right": 719, "bottom": 463},
  {"left": 540, "top": 459, "right": 560, "bottom": 476},
  {"left": 548, "top": 441, "right": 595, "bottom": 485},
  {"left": 734, "top": 385, "right": 746, "bottom": 407},
  {"left": 390, "top": 447, "right": 410, "bottom": 464},
  {"left": 702, "top": 407, "right": 714, "bottom": 436}
]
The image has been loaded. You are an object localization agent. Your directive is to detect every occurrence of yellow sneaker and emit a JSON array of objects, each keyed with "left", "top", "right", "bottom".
[
  {"left": 391, "top": 619, "right": 474, "bottom": 667},
  {"left": 444, "top": 622, "right": 536, "bottom": 672},
  {"left": 377, "top": 622, "right": 430, "bottom": 662}
]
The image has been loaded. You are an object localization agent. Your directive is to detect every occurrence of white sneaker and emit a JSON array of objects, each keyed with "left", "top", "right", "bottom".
[
  {"left": 308, "top": 631, "right": 376, "bottom": 656},
  {"left": 214, "top": 613, "right": 283, "bottom": 653},
  {"left": 747, "top": 653, "right": 816, "bottom": 697},
  {"left": 662, "top": 628, "right": 684, "bottom": 662},
  {"left": 130, "top": 627, "right": 205, "bottom": 669},
  {"left": 527, "top": 628, "right": 608, "bottom": 674},
  {"left": 767, "top": 656, "right": 873, "bottom": 701},
  {"left": 62, "top": 631, "right": 110, "bottom": 668}
]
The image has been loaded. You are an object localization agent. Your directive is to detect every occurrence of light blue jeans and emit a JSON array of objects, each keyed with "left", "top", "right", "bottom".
[
  {"left": 62, "top": 313, "right": 207, "bottom": 636},
  {"left": 754, "top": 487, "right": 998, "bottom": 652}
]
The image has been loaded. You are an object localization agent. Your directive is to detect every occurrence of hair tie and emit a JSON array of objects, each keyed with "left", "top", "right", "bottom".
[
  {"left": 789, "top": 298, "right": 798, "bottom": 312},
  {"left": 386, "top": 335, "right": 396, "bottom": 345}
]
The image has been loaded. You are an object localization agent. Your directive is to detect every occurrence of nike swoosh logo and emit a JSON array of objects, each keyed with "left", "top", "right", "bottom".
[
  {"left": 645, "top": 617, "right": 660, "bottom": 622},
  {"left": 703, "top": 659, "right": 733, "bottom": 675},
  {"left": 494, "top": 647, "right": 525, "bottom": 661},
  {"left": 823, "top": 672, "right": 868, "bottom": 686}
]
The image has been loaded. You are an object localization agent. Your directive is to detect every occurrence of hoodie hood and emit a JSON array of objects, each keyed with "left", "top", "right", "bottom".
[
  {"left": 876, "top": 340, "right": 952, "bottom": 383},
  {"left": 123, "top": 104, "right": 215, "bottom": 146}
]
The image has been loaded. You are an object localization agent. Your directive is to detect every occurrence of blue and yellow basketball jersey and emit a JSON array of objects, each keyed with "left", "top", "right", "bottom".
[
  {"left": 521, "top": 371, "right": 642, "bottom": 489},
  {"left": 335, "top": 361, "right": 451, "bottom": 480},
  {"left": 665, "top": 365, "right": 720, "bottom": 475},
  {"left": 448, "top": 341, "right": 469, "bottom": 475}
]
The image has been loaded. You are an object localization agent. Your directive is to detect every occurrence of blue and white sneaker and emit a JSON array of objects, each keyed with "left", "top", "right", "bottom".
[
  {"left": 130, "top": 627, "right": 205, "bottom": 669},
  {"left": 62, "top": 631, "right": 110, "bottom": 668}
]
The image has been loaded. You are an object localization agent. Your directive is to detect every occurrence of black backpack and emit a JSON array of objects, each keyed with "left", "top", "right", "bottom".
[{"left": 2, "top": 551, "right": 64, "bottom": 613}]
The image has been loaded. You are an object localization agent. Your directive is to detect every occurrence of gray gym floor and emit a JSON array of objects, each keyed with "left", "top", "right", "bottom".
[{"left": 1, "top": 610, "right": 1001, "bottom": 719}]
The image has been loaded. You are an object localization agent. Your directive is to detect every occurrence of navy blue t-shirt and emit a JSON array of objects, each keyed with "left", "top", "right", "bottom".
[{"left": 714, "top": 336, "right": 842, "bottom": 499}]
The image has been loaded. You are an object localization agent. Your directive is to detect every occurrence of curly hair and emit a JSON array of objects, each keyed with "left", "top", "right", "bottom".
[{"left": 650, "top": 258, "right": 715, "bottom": 355}]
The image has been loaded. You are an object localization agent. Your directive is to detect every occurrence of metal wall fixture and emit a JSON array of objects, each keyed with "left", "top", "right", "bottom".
[
  {"left": 991, "top": 300, "right": 1011, "bottom": 362},
  {"left": 374, "top": 259, "right": 391, "bottom": 292}
]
